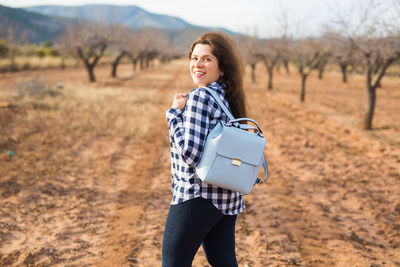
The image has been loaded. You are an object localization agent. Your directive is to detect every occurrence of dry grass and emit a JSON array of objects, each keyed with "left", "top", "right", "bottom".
[
  {"left": 0, "top": 56, "right": 73, "bottom": 70},
  {"left": 0, "top": 56, "right": 124, "bottom": 71}
]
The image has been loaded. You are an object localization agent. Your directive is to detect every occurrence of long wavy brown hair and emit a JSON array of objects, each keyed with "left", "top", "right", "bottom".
[{"left": 188, "top": 32, "right": 247, "bottom": 118}]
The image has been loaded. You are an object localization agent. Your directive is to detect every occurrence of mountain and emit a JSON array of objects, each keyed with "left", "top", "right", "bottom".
[
  {"left": 1, "top": 4, "right": 237, "bottom": 51},
  {"left": 24, "top": 5, "right": 194, "bottom": 30},
  {"left": 0, "top": 4, "right": 73, "bottom": 43},
  {"left": 24, "top": 5, "right": 237, "bottom": 35}
]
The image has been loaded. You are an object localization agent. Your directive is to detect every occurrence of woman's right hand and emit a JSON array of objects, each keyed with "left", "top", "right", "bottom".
[{"left": 172, "top": 93, "right": 187, "bottom": 110}]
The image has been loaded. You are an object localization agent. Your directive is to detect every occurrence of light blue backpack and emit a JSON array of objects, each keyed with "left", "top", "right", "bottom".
[{"left": 195, "top": 87, "right": 269, "bottom": 194}]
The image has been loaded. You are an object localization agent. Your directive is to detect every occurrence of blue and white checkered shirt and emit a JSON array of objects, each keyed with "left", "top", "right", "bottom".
[{"left": 166, "top": 82, "right": 244, "bottom": 215}]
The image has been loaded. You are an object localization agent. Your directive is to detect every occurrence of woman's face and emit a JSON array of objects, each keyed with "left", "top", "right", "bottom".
[{"left": 190, "top": 44, "right": 223, "bottom": 87}]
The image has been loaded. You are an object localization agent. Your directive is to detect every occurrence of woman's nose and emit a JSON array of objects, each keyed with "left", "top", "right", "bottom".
[{"left": 194, "top": 59, "right": 203, "bottom": 67}]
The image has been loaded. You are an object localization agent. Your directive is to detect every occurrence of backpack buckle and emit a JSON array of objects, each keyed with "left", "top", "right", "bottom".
[{"left": 232, "top": 158, "right": 242, "bottom": 166}]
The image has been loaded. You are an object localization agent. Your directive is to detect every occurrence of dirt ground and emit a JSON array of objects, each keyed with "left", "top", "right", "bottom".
[{"left": 0, "top": 59, "right": 399, "bottom": 267}]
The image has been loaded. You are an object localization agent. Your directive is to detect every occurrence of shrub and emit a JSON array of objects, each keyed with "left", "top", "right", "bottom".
[
  {"left": 42, "top": 41, "right": 53, "bottom": 48},
  {"left": 47, "top": 48, "right": 60, "bottom": 57},
  {"left": 0, "top": 40, "right": 9, "bottom": 58},
  {"left": 20, "top": 44, "right": 36, "bottom": 56},
  {"left": 16, "top": 79, "right": 62, "bottom": 100},
  {"left": 36, "top": 48, "right": 46, "bottom": 58}
]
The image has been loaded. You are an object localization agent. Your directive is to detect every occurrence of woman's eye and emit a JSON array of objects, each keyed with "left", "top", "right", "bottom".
[{"left": 191, "top": 57, "right": 198, "bottom": 61}]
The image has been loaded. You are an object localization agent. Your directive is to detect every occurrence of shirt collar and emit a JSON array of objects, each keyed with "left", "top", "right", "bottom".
[{"left": 207, "top": 81, "right": 226, "bottom": 96}]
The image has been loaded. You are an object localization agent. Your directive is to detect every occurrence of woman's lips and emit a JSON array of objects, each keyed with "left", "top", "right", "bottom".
[{"left": 193, "top": 71, "right": 205, "bottom": 78}]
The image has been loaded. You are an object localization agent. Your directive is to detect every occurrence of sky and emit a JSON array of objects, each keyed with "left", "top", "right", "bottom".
[{"left": 0, "top": 0, "right": 393, "bottom": 37}]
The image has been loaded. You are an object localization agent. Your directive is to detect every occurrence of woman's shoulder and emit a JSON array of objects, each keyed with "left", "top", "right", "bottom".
[{"left": 187, "top": 86, "right": 212, "bottom": 100}]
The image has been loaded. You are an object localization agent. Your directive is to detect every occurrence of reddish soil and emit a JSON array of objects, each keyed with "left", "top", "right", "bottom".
[{"left": 0, "top": 60, "right": 399, "bottom": 266}]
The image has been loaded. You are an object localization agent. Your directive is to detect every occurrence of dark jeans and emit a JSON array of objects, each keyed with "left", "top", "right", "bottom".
[{"left": 162, "top": 197, "right": 238, "bottom": 267}]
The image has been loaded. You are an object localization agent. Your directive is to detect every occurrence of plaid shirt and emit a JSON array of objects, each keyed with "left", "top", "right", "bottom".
[{"left": 166, "top": 82, "right": 244, "bottom": 215}]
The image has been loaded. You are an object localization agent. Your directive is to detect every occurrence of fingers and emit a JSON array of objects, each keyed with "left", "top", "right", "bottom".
[
  {"left": 174, "top": 93, "right": 187, "bottom": 99},
  {"left": 172, "top": 92, "right": 188, "bottom": 109}
]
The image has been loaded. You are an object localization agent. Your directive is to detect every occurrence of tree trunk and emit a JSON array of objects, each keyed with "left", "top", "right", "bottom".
[
  {"left": 340, "top": 64, "right": 348, "bottom": 83},
  {"left": 276, "top": 62, "right": 281, "bottom": 73},
  {"left": 79, "top": 54, "right": 96, "bottom": 82},
  {"left": 284, "top": 60, "right": 290, "bottom": 74},
  {"left": 85, "top": 64, "right": 96, "bottom": 82},
  {"left": 251, "top": 63, "right": 256, "bottom": 83},
  {"left": 363, "top": 85, "right": 376, "bottom": 130},
  {"left": 140, "top": 57, "right": 145, "bottom": 70},
  {"left": 132, "top": 58, "right": 137, "bottom": 71},
  {"left": 300, "top": 73, "right": 308, "bottom": 102},
  {"left": 60, "top": 55, "right": 66, "bottom": 69},
  {"left": 111, "top": 61, "right": 118, "bottom": 78},
  {"left": 267, "top": 68, "right": 273, "bottom": 90},
  {"left": 9, "top": 49, "right": 16, "bottom": 71},
  {"left": 318, "top": 66, "right": 324, "bottom": 79},
  {"left": 111, "top": 51, "right": 127, "bottom": 78}
]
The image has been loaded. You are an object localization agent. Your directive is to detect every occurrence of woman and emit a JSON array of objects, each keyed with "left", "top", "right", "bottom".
[{"left": 163, "top": 32, "right": 247, "bottom": 267}]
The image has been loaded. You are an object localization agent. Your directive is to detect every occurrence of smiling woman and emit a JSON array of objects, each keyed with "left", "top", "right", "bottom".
[
  {"left": 188, "top": 32, "right": 246, "bottom": 119},
  {"left": 163, "top": 32, "right": 247, "bottom": 267}
]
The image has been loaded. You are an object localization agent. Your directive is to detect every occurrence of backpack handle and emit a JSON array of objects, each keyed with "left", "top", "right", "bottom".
[
  {"left": 202, "top": 87, "right": 263, "bottom": 134},
  {"left": 229, "top": 118, "right": 263, "bottom": 134}
]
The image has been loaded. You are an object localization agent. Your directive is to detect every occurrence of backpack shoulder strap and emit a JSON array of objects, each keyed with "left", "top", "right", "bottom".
[{"left": 202, "top": 86, "right": 235, "bottom": 121}]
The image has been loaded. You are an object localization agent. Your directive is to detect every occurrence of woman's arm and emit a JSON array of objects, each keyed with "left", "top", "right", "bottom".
[{"left": 166, "top": 89, "right": 210, "bottom": 167}]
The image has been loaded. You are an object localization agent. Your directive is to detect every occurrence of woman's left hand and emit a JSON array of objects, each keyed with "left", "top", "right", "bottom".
[{"left": 172, "top": 93, "right": 187, "bottom": 110}]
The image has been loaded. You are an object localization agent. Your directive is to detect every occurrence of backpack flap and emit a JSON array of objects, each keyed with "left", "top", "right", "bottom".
[{"left": 216, "top": 124, "right": 266, "bottom": 166}]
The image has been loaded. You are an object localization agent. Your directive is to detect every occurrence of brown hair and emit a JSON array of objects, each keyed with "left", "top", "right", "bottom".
[{"left": 188, "top": 32, "right": 247, "bottom": 118}]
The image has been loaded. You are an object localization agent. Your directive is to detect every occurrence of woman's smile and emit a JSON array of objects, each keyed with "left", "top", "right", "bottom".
[{"left": 193, "top": 70, "right": 205, "bottom": 77}]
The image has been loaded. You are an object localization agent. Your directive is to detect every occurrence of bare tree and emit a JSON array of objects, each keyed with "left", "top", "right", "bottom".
[
  {"left": 315, "top": 47, "right": 332, "bottom": 80},
  {"left": 327, "top": 32, "right": 356, "bottom": 83},
  {"left": 54, "top": 27, "right": 77, "bottom": 69},
  {"left": 246, "top": 10, "right": 294, "bottom": 90},
  {"left": 133, "top": 28, "right": 170, "bottom": 71},
  {"left": 279, "top": 36, "right": 292, "bottom": 75},
  {"left": 275, "top": 9, "right": 293, "bottom": 75},
  {"left": 254, "top": 39, "right": 281, "bottom": 90},
  {"left": 236, "top": 33, "right": 260, "bottom": 83},
  {"left": 108, "top": 25, "right": 133, "bottom": 77},
  {"left": 248, "top": 54, "right": 259, "bottom": 83},
  {"left": 0, "top": 21, "right": 27, "bottom": 71},
  {"left": 59, "top": 21, "right": 110, "bottom": 82},
  {"left": 311, "top": 29, "right": 335, "bottom": 80},
  {"left": 334, "top": 0, "right": 400, "bottom": 129},
  {"left": 293, "top": 38, "right": 327, "bottom": 102},
  {"left": 356, "top": 37, "right": 400, "bottom": 129}
]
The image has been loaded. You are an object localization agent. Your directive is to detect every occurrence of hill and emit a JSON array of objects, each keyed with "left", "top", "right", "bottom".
[
  {"left": 1, "top": 4, "right": 237, "bottom": 50},
  {"left": 0, "top": 4, "right": 73, "bottom": 43},
  {"left": 24, "top": 4, "right": 193, "bottom": 30}
]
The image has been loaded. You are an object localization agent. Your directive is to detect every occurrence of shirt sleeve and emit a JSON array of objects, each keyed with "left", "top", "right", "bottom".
[{"left": 166, "top": 89, "right": 210, "bottom": 167}]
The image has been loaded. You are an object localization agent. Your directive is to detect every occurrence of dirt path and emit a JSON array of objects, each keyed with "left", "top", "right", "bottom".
[
  {"left": 0, "top": 60, "right": 399, "bottom": 266},
  {"left": 93, "top": 62, "right": 190, "bottom": 266}
]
